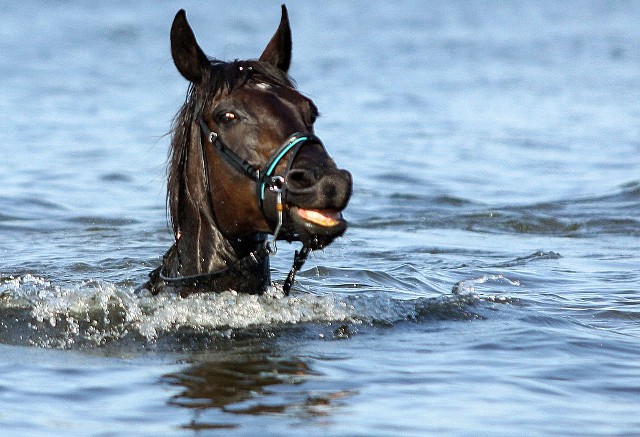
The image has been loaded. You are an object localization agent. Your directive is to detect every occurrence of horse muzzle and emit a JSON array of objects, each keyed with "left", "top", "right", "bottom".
[{"left": 284, "top": 167, "right": 352, "bottom": 249}]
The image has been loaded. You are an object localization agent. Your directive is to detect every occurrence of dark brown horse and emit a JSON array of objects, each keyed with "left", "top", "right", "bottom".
[{"left": 140, "top": 6, "right": 352, "bottom": 297}]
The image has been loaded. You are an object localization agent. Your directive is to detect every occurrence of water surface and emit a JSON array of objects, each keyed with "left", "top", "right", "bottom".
[{"left": 1, "top": 1, "right": 640, "bottom": 435}]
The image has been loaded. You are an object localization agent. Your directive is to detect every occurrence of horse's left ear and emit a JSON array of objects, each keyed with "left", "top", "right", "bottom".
[{"left": 259, "top": 4, "right": 292, "bottom": 73}]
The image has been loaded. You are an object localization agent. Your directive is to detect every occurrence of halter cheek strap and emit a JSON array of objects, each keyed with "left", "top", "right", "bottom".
[
  {"left": 198, "top": 118, "right": 262, "bottom": 182},
  {"left": 198, "top": 117, "right": 323, "bottom": 230}
]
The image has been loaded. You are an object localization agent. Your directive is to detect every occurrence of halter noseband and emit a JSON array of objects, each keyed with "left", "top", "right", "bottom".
[{"left": 198, "top": 117, "right": 322, "bottom": 236}]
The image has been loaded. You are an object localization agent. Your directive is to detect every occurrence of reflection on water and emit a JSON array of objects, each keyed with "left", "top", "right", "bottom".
[{"left": 164, "top": 343, "right": 355, "bottom": 430}]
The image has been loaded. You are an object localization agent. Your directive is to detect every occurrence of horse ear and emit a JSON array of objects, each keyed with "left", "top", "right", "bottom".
[
  {"left": 170, "top": 10, "right": 209, "bottom": 83},
  {"left": 259, "top": 4, "right": 292, "bottom": 73}
]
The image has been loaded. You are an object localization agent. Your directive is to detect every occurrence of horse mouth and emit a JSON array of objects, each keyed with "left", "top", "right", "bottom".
[
  {"left": 297, "top": 208, "right": 342, "bottom": 227},
  {"left": 288, "top": 206, "right": 347, "bottom": 249}
]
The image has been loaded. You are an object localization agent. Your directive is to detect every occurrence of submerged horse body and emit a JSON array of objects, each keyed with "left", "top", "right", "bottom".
[{"left": 140, "top": 6, "right": 352, "bottom": 296}]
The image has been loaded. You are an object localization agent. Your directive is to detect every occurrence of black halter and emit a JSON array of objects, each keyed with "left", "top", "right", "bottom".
[
  {"left": 198, "top": 117, "right": 323, "bottom": 230},
  {"left": 153, "top": 118, "right": 320, "bottom": 295}
]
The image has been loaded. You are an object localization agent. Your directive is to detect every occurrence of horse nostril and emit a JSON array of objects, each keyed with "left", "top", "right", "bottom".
[
  {"left": 323, "top": 183, "right": 337, "bottom": 200},
  {"left": 286, "top": 169, "right": 317, "bottom": 192},
  {"left": 286, "top": 167, "right": 352, "bottom": 211}
]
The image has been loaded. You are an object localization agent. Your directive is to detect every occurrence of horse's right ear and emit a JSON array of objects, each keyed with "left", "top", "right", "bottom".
[{"left": 170, "top": 10, "right": 209, "bottom": 83}]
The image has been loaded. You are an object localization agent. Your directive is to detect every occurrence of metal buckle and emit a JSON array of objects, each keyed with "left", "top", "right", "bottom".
[{"left": 265, "top": 178, "right": 285, "bottom": 255}]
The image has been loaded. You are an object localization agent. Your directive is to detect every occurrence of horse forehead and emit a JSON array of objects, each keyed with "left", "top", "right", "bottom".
[{"left": 234, "top": 82, "right": 309, "bottom": 109}]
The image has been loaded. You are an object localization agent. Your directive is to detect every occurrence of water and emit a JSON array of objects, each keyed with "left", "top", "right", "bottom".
[{"left": 1, "top": 0, "right": 640, "bottom": 435}]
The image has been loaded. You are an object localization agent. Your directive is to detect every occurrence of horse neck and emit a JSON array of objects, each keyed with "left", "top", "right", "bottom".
[{"left": 167, "top": 120, "right": 242, "bottom": 276}]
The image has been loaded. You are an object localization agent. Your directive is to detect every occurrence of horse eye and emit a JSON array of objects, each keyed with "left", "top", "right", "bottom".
[
  {"left": 218, "top": 112, "right": 237, "bottom": 125},
  {"left": 309, "top": 110, "right": 318, "bottom": 124},
  {"left": 308, "top": 103, "right": 319, "bottom": 124}
]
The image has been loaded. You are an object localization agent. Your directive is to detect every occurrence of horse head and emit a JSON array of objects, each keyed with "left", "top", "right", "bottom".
[{"left": 142, "top": 5, "right": 352, "bottom": 295}]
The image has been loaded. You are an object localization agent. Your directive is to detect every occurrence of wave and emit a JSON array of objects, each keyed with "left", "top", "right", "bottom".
[
  {"left": 0, "top": 273, "right": 493, "bottom": 350},
  {"left": 356, "top": 181, "right": 640, "bottom": 237}
]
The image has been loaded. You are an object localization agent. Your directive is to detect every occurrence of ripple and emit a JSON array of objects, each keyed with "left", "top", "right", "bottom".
[
  {"left": 463, "top": 211, "right": 583, "bottom": 235},
  {"left": 492, "top": 251, "right": 562, "bottom": 268},
  {"left": 68, "top": 216, "right": 139, "bottom": 227},
  {"left": 100, "top": 172, "right": 133, "bottom": 183}
]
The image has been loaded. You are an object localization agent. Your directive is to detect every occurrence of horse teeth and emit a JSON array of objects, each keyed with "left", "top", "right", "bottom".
[{"left": 298, "top": 208, "right": 341, "bottom": 227}]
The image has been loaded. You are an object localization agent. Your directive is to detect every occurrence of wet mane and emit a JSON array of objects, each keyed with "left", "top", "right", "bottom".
[{"left": 167, "top": 59, "right": 295, "bottom": 235}]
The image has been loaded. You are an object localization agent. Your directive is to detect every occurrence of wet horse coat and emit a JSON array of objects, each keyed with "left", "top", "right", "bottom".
[{"left": 141, "top": 6, "right": 352, "bottom": 296}]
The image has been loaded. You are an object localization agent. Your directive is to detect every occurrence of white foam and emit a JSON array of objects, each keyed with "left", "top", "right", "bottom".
[
  {"left": 1, "top": 276, "right": 362, "bottom": 345},
  {"left": 0, "top": 275, "right": 479, "bottom": 348}
]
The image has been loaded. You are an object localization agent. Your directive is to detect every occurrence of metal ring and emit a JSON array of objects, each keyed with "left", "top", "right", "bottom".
[{"left": 269, "top": 176, "right": 285, "bottom": 192}]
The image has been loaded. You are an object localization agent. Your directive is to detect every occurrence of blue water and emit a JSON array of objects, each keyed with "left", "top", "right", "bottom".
[{"left": 2, "top": 1, "right": 640, "bottom": 435}]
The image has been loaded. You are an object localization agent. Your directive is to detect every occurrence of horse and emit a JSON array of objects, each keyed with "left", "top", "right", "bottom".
[{"left": 140, "top": 5, "right": 352, "bottom": 297}]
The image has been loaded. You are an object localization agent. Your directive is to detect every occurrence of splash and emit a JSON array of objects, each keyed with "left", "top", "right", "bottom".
[
  {"left": 0, "top": 273, "right": 492, "bottom": 349},
  {"left": 1, "top": 275, "right": 352, "bottom": 347}
]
